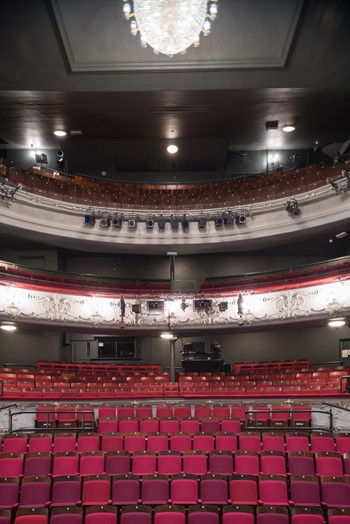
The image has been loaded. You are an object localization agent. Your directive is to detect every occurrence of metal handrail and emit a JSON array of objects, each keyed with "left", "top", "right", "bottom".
[
  {"left": 321, "top": 401, "right": 350, "bottom": 414},
  {"left": 8, "top": 409, "right": 95, "bottom": 434},
  {"left": 245, "top": 408, "right": 333, "bottom": 432}
]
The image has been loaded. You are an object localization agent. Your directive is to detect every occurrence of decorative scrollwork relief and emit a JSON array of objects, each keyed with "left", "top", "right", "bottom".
[{"left": 0, "top": 279, "right": 350, "bottom": 331}]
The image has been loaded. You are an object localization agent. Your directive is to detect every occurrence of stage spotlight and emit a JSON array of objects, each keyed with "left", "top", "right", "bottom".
[
  {"left": 84, "top": 210, "right": 95, "bottom": 225},
  {"left": 182, "top": 218, "right": 190, "bottom": 230},
  {"left": 215, "top": 216, "right": 224, "bottom": 227},
  {"left": 100, "top": 216, "right": 110, "bottom": 227},
  {"left": 146, "top": 218, "right": 154, "bottom": 229},
  {"left": 170, "top": 217, "right": 179, "bottom": 230},
  {"left": 198, "top": 217, "right": 207, "bottom": 229},
  {"left": 286, "top": 199, "right": 300, "bottom": 216},
  {"left": 158, "top": 217, "right": 166, "bottom": 229},
  {"left": 56, "top": 150, "right": 65, "bottom": 172},
  {"left": 111, "top": 216, "right": 123, "bottom": 228},
  {"left": 128, "top": 218, "right": 137, "bottom": 228},
  {"left": 236, "top": 214, "right": 246, "bottom": 225},
  {"left": 224, "top": 214, "right": 234, "bottom": 226}
]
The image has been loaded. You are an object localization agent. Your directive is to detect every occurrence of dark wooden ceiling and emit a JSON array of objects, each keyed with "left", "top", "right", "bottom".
[{"left": 0, "top": 0, "right": 350, "bottom": 175}]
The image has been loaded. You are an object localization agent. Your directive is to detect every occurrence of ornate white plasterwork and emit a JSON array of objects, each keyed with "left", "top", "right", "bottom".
[{"left": 0, "top": 278, "right": 350, "bottom": 332}]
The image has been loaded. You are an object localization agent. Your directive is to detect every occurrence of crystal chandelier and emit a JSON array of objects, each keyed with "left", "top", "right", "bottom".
[{"left": 122, "top": 0, "right": 218, "bottom": 57}]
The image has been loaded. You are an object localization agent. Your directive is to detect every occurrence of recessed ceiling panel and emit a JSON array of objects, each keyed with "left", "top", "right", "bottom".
[{"left": 49, "top": 0, "right": 304, "bottom": 72}]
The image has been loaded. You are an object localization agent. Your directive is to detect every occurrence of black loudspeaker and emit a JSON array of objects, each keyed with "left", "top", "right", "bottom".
[
  {"left": 147, "top": 301, "right": 165, "bottom": 311},
  {"left": 132, "top": 304, "right": 141, "bottom": 314},
  {"left": 194, "top": 299, "right": 212, "bottom": 310},
  {"left": 224, "top": 363, "right": 232, "bottom": 373},
  {"left": 35, "top": 153, "right": 48, "bottom": 164},
  {"left": 218, "top": 301, "right": 228, "bottom": 311}
]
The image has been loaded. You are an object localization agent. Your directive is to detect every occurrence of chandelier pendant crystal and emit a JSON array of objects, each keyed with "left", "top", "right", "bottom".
[{"left": 122, "top": 0, "right": 218, "bottom": 57}]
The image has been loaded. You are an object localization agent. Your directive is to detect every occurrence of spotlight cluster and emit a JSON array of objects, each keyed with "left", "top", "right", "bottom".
[
  {"left": 83, "top": 209, "right": 251, "bottom": 230},
  {"left": 286, "top": 199, "right": 301, "bottom": 217},
  {"left": 327, "top": 171, "right": 350, "bottom": 195},
  {"left": 0, "top": 179, "right": 22, "bottom": 202}
]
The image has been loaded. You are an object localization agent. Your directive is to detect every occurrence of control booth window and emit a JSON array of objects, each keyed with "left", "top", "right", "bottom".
[{"left": 96, "top": 337, "right": 140, "bottom": 360}]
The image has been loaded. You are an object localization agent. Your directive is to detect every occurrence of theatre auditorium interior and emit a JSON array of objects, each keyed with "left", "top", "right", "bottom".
[{"left": 2, "top": 0, "right": 350, "bottom": 523}]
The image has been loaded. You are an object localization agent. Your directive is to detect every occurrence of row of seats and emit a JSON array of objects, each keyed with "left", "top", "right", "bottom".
[
  {"left": 16, "top": 162, "right": 339, "bottom": 209},
  {"left": 1, "top": 386, "right": 343, "bottom": 400},
  {"left": 36, "top": 363, "right": 162, "bottom": 373},
  {"left": 3, "top": 503, "right": 349, "bottom": 524},
  {"left": 2, "top": 449, "right": 350, "bottom": 478},
  {"left": 7, "top": 430, "right": 347, "bottom": 455},
  {"left": 0, "top": 363, "right": 346, "bottom": 400},
  {"left": 33, "top": 403, "right": 312, "bottom": 429},
  {"left": 1, "top": 473, "right": 350, "bottom": 510},
  {"left": 232, "top": 361, "right": 311, "bottom": 373}
]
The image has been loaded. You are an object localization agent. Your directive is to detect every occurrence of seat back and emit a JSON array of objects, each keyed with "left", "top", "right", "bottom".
[
  {"left": 51, "top": 475, "right": 81, "bottom": 506},
  {"left": 23, "top": 452, "right": 51, "bottom": 477},
  {"left": 105, "top": 451, "right": 131, "bottom": 475},
  {"left": 290, "top": 474, "right": 321, "bottom": 506},
  {"left": 256, "top": 505, "right": 289, "bottom": 524},
  {"left": 0, "top": 477, "right": 19, "bottom": 508},
  {"left": 234, "top": 451, "right": 259, "bottom": 475},
  {"left": 50, "top": 506, "right": 83, "bottom": 524},
  {"left": 85, "top": 505, "right": 117, "bottom": 524},
  {"left": 82, "top": 475, "right": 111, "bottom": 506},
  {"left": 259, "top": 475, "right": 288, "bottom": 505},
  {"left": 14, "top": 508, "right": 48, "bottom": 524},
  {"left": 141, "top": 474, "right": 169, "bottom": 505},
  {"left": 170, "top": 474, "right": 199, "bottom": 505},
  {"left": 287, "top": 452, "right": 315, "bottom": 475},
  {"left": 147, "top": 433, "right": 169, "bottom": 452},
  {"left": 19, "top": 476, "right": 51, "bottom": 507},
  {"left": 200, "top": 474, "right": 228, "bottom": 505},
  {"left": 222, "top": 505, "right": 255, "bottom": 524},
  {"left": 158, "top": 451, "right": 182, "bottom": 475},
  {"left": 229, "top": 474, "right": 258, "bottom": 505},
  {"left": 111, "top": 474, "right": 140, "bottom": 505},
  {"left": 120, "top": 505, "right": 152, "bottom": 524},
  {"left": 183, "top": 450, "right": 207, "bottom": 475},
  {"left": 188, "top": 505, "right": 220, "bottom": 524},
  {"left": 52, "top": 452, "right": 79, "bottom": 477},
  {"left": 208, "top": 451, "right": 234, "bottom": 475},
  {"left": 154, "top": 504, "right": 186, "bottom": 524},
  {"left": 132, "top": 451, "right": 157, "bottom": 475}
]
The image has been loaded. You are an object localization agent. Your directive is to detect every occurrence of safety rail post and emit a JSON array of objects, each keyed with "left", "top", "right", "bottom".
[{"left": 340, "top": 375, "right": 350, "bottom": 394}]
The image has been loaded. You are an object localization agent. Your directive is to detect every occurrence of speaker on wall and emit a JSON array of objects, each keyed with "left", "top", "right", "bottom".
[
  {"left": 194, "top": 299, "right": 212, "bottom": 310},
  {"left": 147, "top": 301, "right": 165, "bottom": 311}
]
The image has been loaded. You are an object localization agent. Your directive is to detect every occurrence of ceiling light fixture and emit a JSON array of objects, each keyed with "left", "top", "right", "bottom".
[
  {"left": 167, "top": 144, "right": 178, "bottom": 154},
  {"left": 328, "top": 318, "right": 346, "bottom": 328},
  {"left": 282, "top": 125, "right": 296, "bottom": 133},
  {"left": 0, "top": 323, "right": 17, "bottom": 332},
  {"left": 161, "top": 332, "right": 176, "bottom": 340},
  {"left": 54, "top": 130, "right": 67, "bottom": 137},
  {"left": 123, "top": 0, "right": 218, "bottom": 57}
]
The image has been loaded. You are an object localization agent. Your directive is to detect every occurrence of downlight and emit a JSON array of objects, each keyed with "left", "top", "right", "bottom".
[
  {"left": 328, "top": 318, "right": 346, "bottom": 328},
  {"left": 0, "top": 323, "right": 17, "bottom": 332},
  {"left": 167, "top": 144, "right": 178, "bottom": 154},
  {"left": 161, "top": 332, "right": 175, "bottom": 340}
]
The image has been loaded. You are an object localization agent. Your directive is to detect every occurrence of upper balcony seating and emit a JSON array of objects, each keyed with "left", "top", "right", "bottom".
[{"left": 14, "top": 162, "right": 343, "bottom": 211}]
